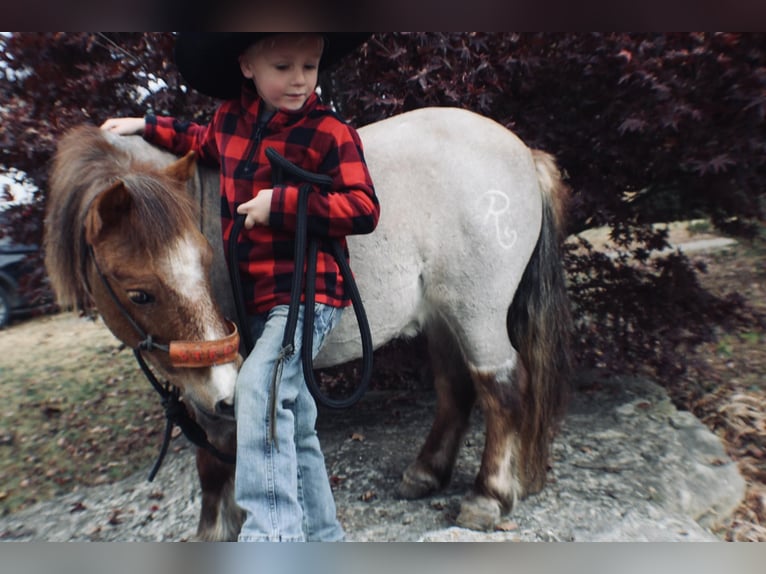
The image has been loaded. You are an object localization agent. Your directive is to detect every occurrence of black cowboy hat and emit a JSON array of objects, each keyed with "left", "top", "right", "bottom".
[{"left": 174, "top": 33, "right": 370, "bottom": 100}]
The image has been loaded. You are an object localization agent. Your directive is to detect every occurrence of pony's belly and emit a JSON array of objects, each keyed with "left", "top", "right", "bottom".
[{"left": 313, "top": 288, "right": 420, "bottom": 368}]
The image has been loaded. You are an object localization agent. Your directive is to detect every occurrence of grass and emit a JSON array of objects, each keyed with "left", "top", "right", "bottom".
[{"left": 0, "top": 314, "right": 165, "bottom": 515}]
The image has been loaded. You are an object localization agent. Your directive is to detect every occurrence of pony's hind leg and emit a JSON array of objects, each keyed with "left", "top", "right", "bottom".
[
  {"left": 456, "top": 357, "right": 528, "bottom": 531},
  {"left": 398, "top": 322, "right": 476, "bottom": 499}
]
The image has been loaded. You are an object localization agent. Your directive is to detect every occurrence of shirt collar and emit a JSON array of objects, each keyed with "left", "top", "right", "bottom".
[{"left": 240, "top": 87, "right": 319, "bottom": 127}]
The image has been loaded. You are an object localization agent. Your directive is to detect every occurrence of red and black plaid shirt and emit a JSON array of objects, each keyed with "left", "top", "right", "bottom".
[{"left": 144, "top": 89, "right": 379, "bottom": 314}]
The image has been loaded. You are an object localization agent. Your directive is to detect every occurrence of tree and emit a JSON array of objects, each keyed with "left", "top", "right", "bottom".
[
  {"left": 330, "top": 32, "right": 765, "bottom": 376},
  {"left": 0, "top": 32, "right": 220, "bottom": 211},
  {"left": 331, "top": 33, "right": 765, "bottom": 235},
  {"left": 0, "top": 32, "right": 218, "bottom": 310}
]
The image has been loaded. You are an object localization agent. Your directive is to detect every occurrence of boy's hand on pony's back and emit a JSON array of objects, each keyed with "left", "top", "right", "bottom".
[{"left": 100, "top": 117, "right": 146, "bottom": 136}]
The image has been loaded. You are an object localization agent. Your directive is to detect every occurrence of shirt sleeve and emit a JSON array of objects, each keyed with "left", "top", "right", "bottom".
[
  {"left": 144, "top": 114, "right": 220, "bottom": 166},
  {"left": 268, "top": 122, "right": 380, "bottom": 238}
]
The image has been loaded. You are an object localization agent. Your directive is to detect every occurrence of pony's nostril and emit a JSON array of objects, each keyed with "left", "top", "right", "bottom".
[{"left": 215, "top": 400, "right": 235, "bottom": 418}]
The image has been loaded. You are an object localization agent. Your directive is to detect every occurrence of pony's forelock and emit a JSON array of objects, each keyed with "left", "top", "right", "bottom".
[{"left": 45, "top": 126, "right": 198, "bottom": 311}]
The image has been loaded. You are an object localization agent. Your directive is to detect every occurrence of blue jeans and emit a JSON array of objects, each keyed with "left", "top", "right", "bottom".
[{"left": 234, "top": 303, "right": 345, "bottom": 542}]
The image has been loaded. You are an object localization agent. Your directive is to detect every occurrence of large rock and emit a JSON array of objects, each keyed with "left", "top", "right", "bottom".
[{"left": 0, "top": 374, "right": 744, "bottom": 541}]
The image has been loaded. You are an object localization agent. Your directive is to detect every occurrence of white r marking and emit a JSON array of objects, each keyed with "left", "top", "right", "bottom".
[{"left": 482, "top": 190, "right": 518, "bottom": 249}]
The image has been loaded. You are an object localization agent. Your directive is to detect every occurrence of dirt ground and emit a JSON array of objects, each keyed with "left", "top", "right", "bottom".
[{"left": 1, "top": 224, "right": 764, "bottom": 539}]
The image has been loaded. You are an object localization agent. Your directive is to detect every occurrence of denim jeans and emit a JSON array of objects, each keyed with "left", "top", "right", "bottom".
[{"left": 234, "top": 303, "right": 345, "bottom": 542}]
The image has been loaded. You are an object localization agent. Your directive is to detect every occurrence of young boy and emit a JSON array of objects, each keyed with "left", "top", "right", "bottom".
[{"left": 102, "top": 33, "right": 378, "bottom": 542}]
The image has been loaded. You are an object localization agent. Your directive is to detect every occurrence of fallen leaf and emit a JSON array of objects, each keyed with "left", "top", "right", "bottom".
[
  {"left": 70, "top": 501, "right": 87, "bottom": 513},
  {"left": 41, "top": 405, "right": 62, "bottom": 419},
  {"left": 495, "top": 520, "right": 519, "bottom": 532},
  {"left": 107, "top": 509, "right": 122, "bottom": 525},
  {"left": 350, "top": 432, "right": 365, "bottom": 442},
  {"left": 361, "top": 490, "right": 376, "bottom": 502},
  {"left": 330, "top": 475, "right": 346, "bottom": 487}
]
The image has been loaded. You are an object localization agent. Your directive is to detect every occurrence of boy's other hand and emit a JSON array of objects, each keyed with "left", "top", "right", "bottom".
[
  {"left": 237, "top": 189, "right": 273, "bottom": 229},
  {"left": 100, "top": 117, "right": 146, "bottom": 135}
]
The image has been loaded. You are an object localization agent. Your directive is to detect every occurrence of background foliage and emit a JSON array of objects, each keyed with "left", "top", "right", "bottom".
[{"left": 1, "top": 32, "right": 763, "bottom": 380}]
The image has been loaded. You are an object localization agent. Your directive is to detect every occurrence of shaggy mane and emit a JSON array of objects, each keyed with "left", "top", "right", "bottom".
[{"left": 45, "top": 125, "right": 198, "bottom": 312}]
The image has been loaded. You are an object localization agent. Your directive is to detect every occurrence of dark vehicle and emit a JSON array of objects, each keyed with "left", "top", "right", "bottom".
[
  {"left": 0, "top": 243, "right": 39, "bottom": 328},
  {"left": 0, "top": 211, "right": 40, "bottom": 328}
]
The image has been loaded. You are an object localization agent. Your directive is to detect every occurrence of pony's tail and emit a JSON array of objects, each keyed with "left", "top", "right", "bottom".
[{"left": 507, "top": 149, "right": 573, "bottom": 493}]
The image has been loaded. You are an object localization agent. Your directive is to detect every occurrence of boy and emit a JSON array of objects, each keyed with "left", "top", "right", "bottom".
[{"left": 102, "top": 33, "right": 378, "bottom": 542}]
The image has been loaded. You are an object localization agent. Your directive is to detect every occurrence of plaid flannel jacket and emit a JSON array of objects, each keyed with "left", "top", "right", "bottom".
[{"left": 144, "top": 90, "right": 379, "bottom": 314}]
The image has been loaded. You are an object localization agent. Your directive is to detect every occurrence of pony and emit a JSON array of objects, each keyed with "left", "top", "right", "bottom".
[{"left": 45, "top": 107, "right": 571, "bottom": 540}]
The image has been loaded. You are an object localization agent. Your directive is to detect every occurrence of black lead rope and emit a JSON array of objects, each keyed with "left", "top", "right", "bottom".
[
  {"left": 228, "top": 215, "right": 255, "bottom": 355},
  {"left": 133, "top": 350, "right": 236, "bottom": 481},
  {"left": 229, "top": 148, "right": 373, "bottom": 444}
]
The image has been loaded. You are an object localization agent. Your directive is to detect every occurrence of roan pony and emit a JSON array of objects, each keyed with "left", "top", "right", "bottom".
[{"left": 45, "top": 107, "right": 571, "bottom": 541}]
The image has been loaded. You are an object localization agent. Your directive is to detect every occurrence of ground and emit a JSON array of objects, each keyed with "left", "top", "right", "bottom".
[
  {"left": 576, "top": 223, "right": 766, "bottom": 540},
  {"left": 669, "top": 243, "right": 766, "bottom": 541},
  {"left": 0, "top": 225, "right": 763, "bottom": 539},
  {"left": 0, "top": 314, "right": 165, "bottom": 514}
]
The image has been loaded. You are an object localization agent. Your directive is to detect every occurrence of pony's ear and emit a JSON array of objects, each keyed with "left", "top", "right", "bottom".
[
  {"left": 84, "top": 181, "right": 132, "bottom": 245},
  {"left": 164, "top": 151, "right": 197, "bottom": 183}
]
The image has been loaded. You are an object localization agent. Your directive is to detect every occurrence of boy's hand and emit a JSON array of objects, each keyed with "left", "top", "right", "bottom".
[
  {"left": 100, "top": 117, "right": 146, "bottom": 135},
  {"left": 237, "top": 189, "right": 273, "bottom": 229}
]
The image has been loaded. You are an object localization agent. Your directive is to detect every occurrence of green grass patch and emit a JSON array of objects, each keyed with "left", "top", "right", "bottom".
[{"left": 0, "top": 315, "right": 166, "bottom": 515}]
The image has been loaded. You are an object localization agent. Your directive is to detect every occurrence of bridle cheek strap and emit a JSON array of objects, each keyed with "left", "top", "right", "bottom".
[
  {"left": 168, "top": 320, "right": 240, "bottom": 368},
  {"left": 88, "top": 245, "right": 239, "bottom": 480}
]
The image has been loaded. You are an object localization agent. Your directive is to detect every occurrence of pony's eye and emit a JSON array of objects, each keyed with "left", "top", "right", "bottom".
[{"left": 127, "top": 290, "right": 154, "bottom": 305}]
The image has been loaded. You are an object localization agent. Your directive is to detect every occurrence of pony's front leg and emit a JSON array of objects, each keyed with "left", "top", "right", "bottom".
[
  {"left": 455, "top": 362, "right": 528, "bottom": 531},
  {"left": 398, "top": 328, "right": 476, "bottom": 499},
  {"left": 195, "top": 448, "right": 244, "bottom": 541}
]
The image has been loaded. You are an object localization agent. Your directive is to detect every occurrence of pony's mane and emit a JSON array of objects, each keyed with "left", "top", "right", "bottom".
[{"left": 45, "top": 125, "right": 198, "bottom": 311}]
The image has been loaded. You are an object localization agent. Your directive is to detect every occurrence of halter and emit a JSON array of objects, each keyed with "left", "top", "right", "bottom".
[{"left": 87, "top": 245, "right": 238, "bottom": 480}]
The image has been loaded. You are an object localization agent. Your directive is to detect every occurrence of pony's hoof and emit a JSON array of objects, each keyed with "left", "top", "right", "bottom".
[
  {"left": 455, "top": 494, "right": 503, "bottom": 531},
  {"left": 397, "top": 463, "right": 441, "bottom": 499}
]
